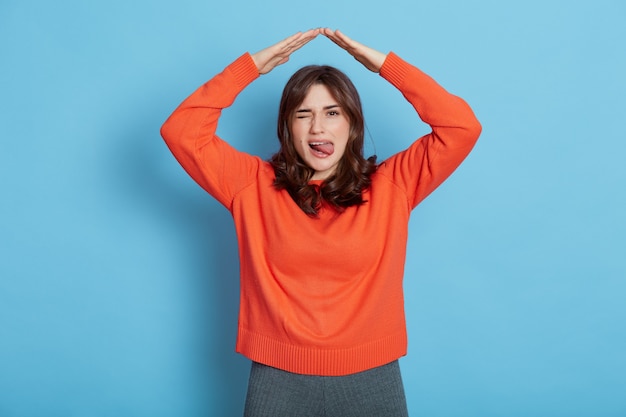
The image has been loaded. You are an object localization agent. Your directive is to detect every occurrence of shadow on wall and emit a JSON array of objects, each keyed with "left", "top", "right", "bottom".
[{"left": 110, "top": 105, "right": 250, "bottom": 415}]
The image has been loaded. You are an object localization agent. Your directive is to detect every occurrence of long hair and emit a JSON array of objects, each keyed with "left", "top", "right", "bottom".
[{"left": 269, "top": 65, "right": 377, "bottom": 217}]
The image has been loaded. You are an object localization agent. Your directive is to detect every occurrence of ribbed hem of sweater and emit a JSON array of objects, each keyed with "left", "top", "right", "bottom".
[{"left": 236, "top": 327, "right": 408, "bottom": 376}]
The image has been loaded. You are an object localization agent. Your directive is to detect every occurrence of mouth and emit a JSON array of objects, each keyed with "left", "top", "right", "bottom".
[{"left": 308, "top": 141, "right": 334, "bottom": 156}]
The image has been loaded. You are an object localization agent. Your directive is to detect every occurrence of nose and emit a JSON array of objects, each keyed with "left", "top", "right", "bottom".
[{"left": 309, "top": 115, "right": 324, "bottom": 133}]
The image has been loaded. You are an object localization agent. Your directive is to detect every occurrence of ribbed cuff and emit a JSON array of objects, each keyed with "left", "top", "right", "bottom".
[
  {"left": 227, "top": 52, "right": 260, "bottom": 91},
  {"left": 379, "top": 52, "right": 410, "bottom": 90}
]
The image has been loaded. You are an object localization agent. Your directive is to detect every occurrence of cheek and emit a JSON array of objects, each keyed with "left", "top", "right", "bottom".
[
  {"left": 338, "top": 115, "right": 351, "bottom": 135},
  {"left": 339, "top": 122, "right": 352, "bottom": 144},
  {"left": 290, "top": 122, "right": 306, "bottom": 142},
  {"left": 289, "top": 127, "right": 306, "bottom": 156}
]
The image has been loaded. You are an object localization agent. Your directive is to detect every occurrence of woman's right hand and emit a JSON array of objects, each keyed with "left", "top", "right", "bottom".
[{"left": 251, "top": 29, "right": 321, "bottom": 75}]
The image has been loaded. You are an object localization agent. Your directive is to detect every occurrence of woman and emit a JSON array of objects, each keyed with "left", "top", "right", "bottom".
[{"left": 161, "top": 28, "right": 481, "bottom": 417}]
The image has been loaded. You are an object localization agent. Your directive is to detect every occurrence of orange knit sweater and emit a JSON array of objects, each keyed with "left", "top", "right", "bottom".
[{"left": 161, "top": 52, "right": 481, "bottom": 376}]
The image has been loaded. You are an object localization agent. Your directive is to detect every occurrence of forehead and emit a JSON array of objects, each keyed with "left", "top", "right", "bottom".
[{"left": 298, "top": 84, "right": 338, "bottom": 108}]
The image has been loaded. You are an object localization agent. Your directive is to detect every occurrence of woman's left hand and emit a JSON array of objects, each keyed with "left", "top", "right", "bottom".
[{"left": 322, "top": 28, "right": 387, "bottom": 73}]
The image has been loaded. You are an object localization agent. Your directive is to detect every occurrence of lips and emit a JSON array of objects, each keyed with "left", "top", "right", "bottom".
[{"left": 309, "top": 141, "right": 334, "bottom": 156}]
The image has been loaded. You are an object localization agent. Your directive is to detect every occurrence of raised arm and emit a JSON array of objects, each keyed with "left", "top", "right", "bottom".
[
  {"left": 322, "top": 28, "right": 482, "bottom": 208},
  {"left": 378, "top": 52, "right": 482, "bottom": 207},
  {"left": 160, "top": 30, "right": 320, "bottom": 208}
]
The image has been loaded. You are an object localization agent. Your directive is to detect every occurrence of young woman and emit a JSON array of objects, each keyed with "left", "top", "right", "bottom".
[{"left": 161, "top": 28, "right": 481, "bottom": 417}]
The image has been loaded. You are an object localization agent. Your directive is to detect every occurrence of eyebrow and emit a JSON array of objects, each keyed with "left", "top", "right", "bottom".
[{"left": 295, "top": 104, "right": 340, "bottom": 113}]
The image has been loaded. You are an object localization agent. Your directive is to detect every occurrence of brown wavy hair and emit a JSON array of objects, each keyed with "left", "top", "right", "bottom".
[{"left": 270, "top": 65, "right": 377, "bottom": 217}]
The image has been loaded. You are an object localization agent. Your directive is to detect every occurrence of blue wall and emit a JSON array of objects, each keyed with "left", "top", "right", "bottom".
[{"left": 1, "top": 0, "right": 625, "bottom": 416}]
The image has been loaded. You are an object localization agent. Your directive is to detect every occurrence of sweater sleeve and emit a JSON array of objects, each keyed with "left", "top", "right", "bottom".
[
  {"left": 377, "top": 52, "right": 482, "bottom": 209},
  {"left": 160, "top": 53, "right": 262, "bottom": 209}
]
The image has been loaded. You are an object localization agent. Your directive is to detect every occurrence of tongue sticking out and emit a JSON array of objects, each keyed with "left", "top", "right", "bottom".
[{"left": 310, "top": 142, "right": 334, "bottom": 156}]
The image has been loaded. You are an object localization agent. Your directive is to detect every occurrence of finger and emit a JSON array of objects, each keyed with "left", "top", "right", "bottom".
[
  {"left": 301, "top": 27, "right": 321, "bottom": 38},
  {"left": 333, "top": 29, "right": 353, "bottom": 45},
  {"left": 281, "top": 33, "right": 318, "bottom": 55},
  {"left": 288, "top": 28, "right": 320, "bottom": 47},
  {"left": 274, "top": 32, "right": 305, "bottom": 53},
  {"left": 322, "top": 28, "right": 346, "bottom": 42},
  {"left": 333, "top": 30, "right": 367, "bottom": 53},
  {"left": 321, "top": 28, "right": 341, "bottom": 43},
  {"left": 321, "top": 27, "right": 340, "bottom": 39},
  {"left": 322, "top": 28, "right": 353, "bottom": 51},
  {"left": 254, "top": 29, "right": 320, "bottom": 74},
  {"left": 324, "top": 34, "right": 348, "bottom": 51},
  {"left": 285, "top": 28, "right": 319, "bottom": 45}
]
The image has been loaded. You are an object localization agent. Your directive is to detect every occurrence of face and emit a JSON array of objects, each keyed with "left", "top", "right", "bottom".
[{"left": 290, "top": 84, "right": 351, "bottom": 181}]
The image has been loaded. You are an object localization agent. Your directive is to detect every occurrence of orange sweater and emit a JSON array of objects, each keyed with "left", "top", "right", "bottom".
[{"left": 161, "top": 52, "right": 481, "bottom": 376}]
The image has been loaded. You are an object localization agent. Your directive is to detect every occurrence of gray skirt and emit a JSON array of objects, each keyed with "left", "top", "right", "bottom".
[{"left": 243, "top": 360, "right": 409, "bottom": 417}]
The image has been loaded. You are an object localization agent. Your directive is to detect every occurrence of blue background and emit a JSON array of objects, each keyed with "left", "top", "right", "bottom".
[{"left": 1, "top": 0, "right": 625, "bottom": 416}]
